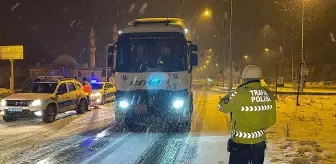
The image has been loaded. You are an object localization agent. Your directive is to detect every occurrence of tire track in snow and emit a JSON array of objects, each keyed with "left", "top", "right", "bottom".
[
  {"left": 133, "top": 89, "right": 209, "bottom": 164},
  {"left": 177, "top": 87, "right": 208, "bottom": 163},
  {"left": 134, "top": 133, "right": 189, "bottom": 164},
  {"left": 15, "top": 124, "right": 117, "bottom": 164},
  {"left": 31, "top": 126, "right": 129, "bottom": 164}
]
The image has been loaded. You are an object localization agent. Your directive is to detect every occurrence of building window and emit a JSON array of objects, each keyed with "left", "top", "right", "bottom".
[{"left": 78, "top": 71, "right": 82, "bottom": 77}]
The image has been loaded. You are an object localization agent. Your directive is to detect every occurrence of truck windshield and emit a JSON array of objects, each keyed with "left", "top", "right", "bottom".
[
  {"left": 116, "top": 39, "right": 187, "bottom": 72},
  {"left": 21, "top": 83, "right": 57, "bottom": 93}
]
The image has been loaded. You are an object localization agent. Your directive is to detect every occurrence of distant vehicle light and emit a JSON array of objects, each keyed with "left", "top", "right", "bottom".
[
  {"left": 118, "top": 31, "right": 123, "bottom": 35},
  {"left": 184, "top": 28, "right": 189, "bottom": 34},
  {"left": 90, "top": 92, "right": 101, "bottom": 97}
]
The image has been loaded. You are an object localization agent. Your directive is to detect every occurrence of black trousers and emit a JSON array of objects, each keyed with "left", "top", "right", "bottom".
[{"left": 227, "top": 139, "right": 266, "bottom": 164}]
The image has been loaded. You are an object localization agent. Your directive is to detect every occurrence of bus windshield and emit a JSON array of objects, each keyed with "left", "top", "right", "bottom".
[{"left": 116, "top": 38, "right": 187, "bottom": 72}]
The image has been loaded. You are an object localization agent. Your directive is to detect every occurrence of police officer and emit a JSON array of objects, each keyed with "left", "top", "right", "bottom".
[{"left": 218, "top": 65, "right": 276, "bottom": 164}]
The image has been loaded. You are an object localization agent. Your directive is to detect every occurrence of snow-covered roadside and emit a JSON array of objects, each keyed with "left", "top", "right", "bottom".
[
  {"left": 211, "top": 91, "right": 336, "bottom": 163},
  {"left": 0, "top": 103, "right": 115, "bottom": 164},
  {"left": 266, "top": 95, "right": 336, "bottom": 164}
]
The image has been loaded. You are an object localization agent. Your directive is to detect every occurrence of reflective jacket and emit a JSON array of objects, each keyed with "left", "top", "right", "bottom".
[
  {"left": 218, "top": 81, "right": 276, "bottom": 144},
  {"left": 82, "top": 82, "right": 92, "bottom": 96}
]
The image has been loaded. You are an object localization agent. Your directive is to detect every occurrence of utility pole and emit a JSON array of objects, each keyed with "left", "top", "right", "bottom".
[
  {"left": 222, "top": 11, "right": 228, "bottom": 87},
  {"left": 300, "top": 0, "right": 305, "bottom": 91},
  {"left": 228, "top": 0, "right": 233, "bottom": 90},
  {"left": 10, "top": 60, "right": 14, "bottom": 94}
]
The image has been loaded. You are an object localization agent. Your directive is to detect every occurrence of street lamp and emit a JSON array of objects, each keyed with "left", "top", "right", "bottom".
[
  {"left": 206, "top": 60, "right": 210, "bottom": 64},
  {"left": 264, "top": 48, "right": 270, "bottom": 52},
  {"left": 203, "top": 9, "right": 212, "bottom": 17}
]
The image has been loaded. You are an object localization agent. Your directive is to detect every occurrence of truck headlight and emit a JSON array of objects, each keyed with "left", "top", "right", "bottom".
[
  {"left": 0, "top": 100, "right": 6, "bottom": 106},
  {"left": 31, "top": 99, "right": 42, "bottom": 106},
  {"left": 119, "top": 100, "right": 129, "bottom": 109},
  {"left": 173, "top": 99, "right": 184, "bottom": 109}
]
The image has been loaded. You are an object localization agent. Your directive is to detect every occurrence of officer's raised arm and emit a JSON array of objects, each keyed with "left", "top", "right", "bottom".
[{"left": 218, "top": 90, "right": 239, "bottom": 113}]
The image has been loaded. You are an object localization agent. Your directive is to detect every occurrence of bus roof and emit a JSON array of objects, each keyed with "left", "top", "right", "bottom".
[{"left": 121, "top": 18, "right": 187, "bottom": 34}]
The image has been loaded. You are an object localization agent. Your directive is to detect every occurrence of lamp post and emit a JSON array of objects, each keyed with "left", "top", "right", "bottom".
[
  {"left": 297, "top": 0, "right": 305, "bottom": 105},
  {"left": 228, "top": 0, "right": 233, "bottom": 91}
]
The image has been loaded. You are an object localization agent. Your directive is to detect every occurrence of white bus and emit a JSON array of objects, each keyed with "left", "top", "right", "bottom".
[{"left": 107, "top": 18, "right": 198, "bottom": 131}]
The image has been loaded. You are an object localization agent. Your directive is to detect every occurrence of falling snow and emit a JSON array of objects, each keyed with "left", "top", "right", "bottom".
[
  {"left": 11, "top": 3, "right": 20, "bottom": 11},
  {"left": 69, "top": 20, "right": 76, "bottom": 27},
  {"left": 129, "top": 4, "right": 135, "bottom": 13},
  {"left": 139, "top": 2, "right": 148, "bottom": 14}
]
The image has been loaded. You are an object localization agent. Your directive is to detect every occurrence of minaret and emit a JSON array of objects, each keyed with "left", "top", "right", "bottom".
[
  {"left": 89, "top": 27, "right": 96, "bottom": 68},
  {"left": 113, "top": 24, "right": 118, "bottom": 43}
]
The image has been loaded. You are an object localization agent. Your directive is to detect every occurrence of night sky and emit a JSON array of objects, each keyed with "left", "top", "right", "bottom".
[{"left": 0, "top": 0, "right": 335, "bottom": 71}]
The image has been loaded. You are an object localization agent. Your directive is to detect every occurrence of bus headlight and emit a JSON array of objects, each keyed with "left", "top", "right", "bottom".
[
  {"left": 173, "top": 99, "right": 184, "bottom": 109},
  {"left": 119, "top": 100, "right": 130, "bottom": 109},
  {"left": 0, "top": 100, "right": 6, "bottom": 106},
  {"left": 31, "top": 99, "right": 42, "bottom": 106}
]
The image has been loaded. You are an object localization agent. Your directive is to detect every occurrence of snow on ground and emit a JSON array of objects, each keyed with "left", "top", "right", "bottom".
[
  {"left": 1, "top": 88, "right": 335, "bottom": 164},
  {"left": 264, "top": 95, "right": 336, "bottom": 164},
  {"left": 0, "top": 103, "right": 115, "bottom": 164}
]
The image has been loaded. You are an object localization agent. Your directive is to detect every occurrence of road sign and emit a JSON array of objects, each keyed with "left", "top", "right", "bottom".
[
  {"left": 0, "top": 45, "right": 24, "bottom": 60},
  {"left": 303, "top": 68, "right": 309, "bottom": 76}
]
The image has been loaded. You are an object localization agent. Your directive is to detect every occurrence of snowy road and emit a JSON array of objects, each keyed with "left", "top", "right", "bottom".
[{"left": 0, "top": 88, "right": 273, "bottom": 164}]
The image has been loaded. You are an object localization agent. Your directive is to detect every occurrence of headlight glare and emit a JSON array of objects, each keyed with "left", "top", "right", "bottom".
[
  {"left": 90, "top": 92, "right": 101, "bottom": 97},
  {"left": 34, "top": 111, "right": 43, "bottom": 116},
  {"left": 119, "top": 100, "right": 129, "bottom": 109},
  {"left": 173, "top": 99, "right": 184, "bottom": 109},
  {"left": 31, "top": 99, "right": 42, "bottom": 106},
  {"left": 0, "top": 100, "right": 6, "bottom": 106}
]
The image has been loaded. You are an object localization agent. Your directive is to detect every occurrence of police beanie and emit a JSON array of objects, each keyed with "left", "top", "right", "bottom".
[{"left": 242, "top": 65, "right": 262, "bottom": 79}]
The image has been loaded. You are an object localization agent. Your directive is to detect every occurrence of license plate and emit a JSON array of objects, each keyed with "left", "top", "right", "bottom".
[
  {"left": 135, "top": 104, "right": 147, "bottom": 115},
  {"left": 8, "top": 108, "right": 23, "bottom": 112}
]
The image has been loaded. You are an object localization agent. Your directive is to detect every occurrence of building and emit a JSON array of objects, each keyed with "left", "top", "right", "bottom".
[{"left": 29, "top": 27, "right": 112, "bottom": 82}]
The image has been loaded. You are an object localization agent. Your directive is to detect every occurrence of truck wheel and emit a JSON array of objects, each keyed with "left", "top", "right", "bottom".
[
  {"left": 3, "top": 115, "right": 16, "bottom": 122},
  {"left": 76, "top": 99, "right": 87, "bottom": 114},
  {"left": 42, "top": 105, "right": 57, "bottom": 123}
]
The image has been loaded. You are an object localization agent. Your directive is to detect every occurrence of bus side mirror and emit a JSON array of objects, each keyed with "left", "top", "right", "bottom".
[
  {"left": 191, "top": 53, "right": 198, "bottom": 66},
  {"left": 106, "top": 44, "right": 115, "bottom": 68},
  {"left": 190, "top": 44, "right": 198, "bottom": 52}
]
